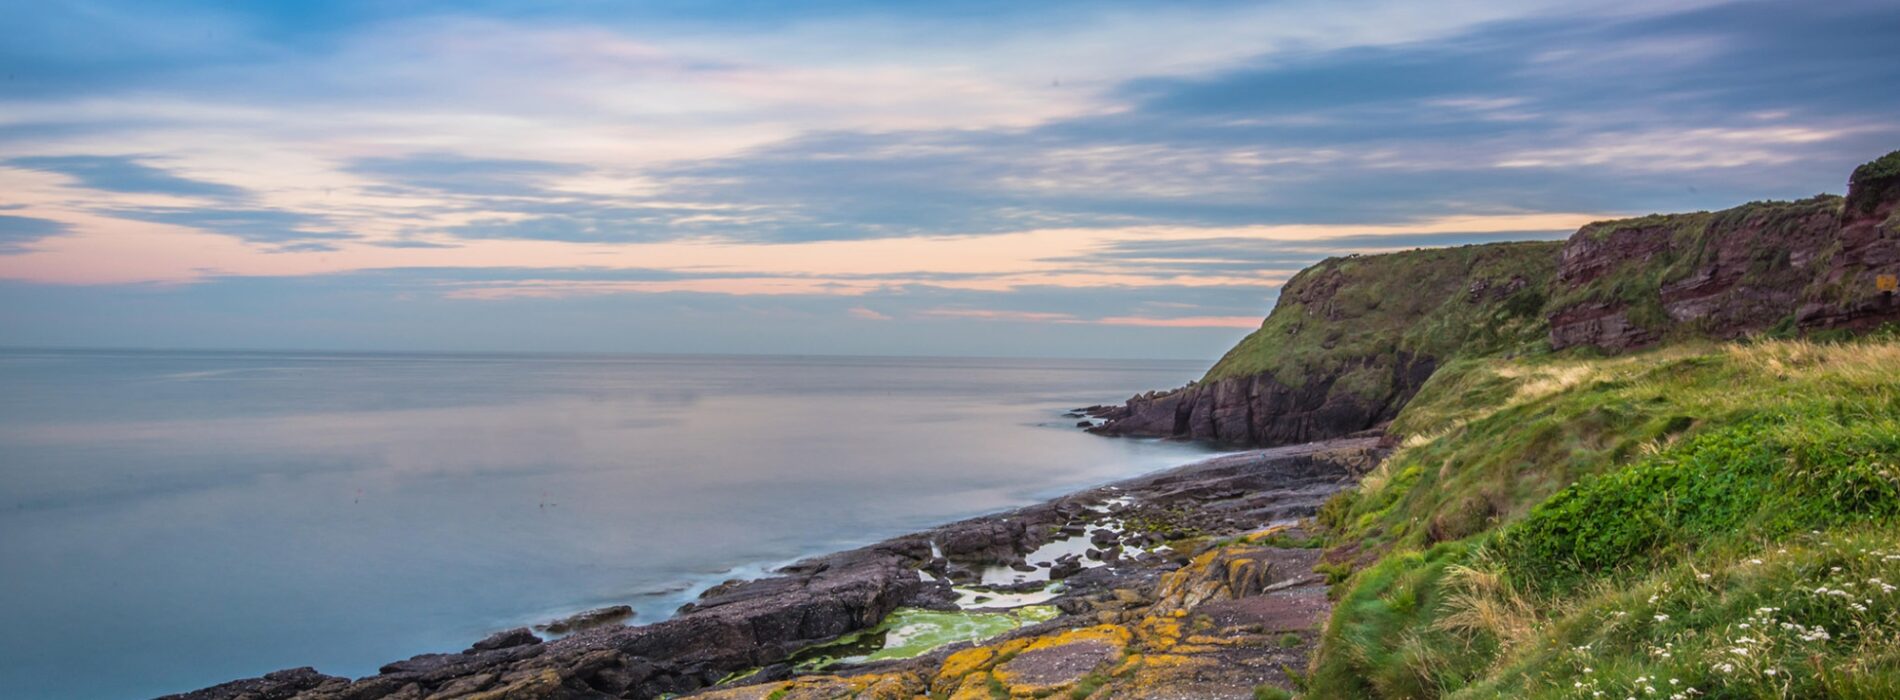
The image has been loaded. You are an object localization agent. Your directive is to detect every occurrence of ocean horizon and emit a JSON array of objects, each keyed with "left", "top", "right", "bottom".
[{"left": 0, "top": 348, "right": 1219, "bottom": 699}]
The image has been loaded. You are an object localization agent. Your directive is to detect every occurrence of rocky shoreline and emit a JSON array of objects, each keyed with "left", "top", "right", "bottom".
[{"left": 165, "top": 435, "right": 1387, "bottom": 700}]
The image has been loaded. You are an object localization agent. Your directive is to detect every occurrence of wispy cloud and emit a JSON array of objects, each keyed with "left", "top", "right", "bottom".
[{"left": 1, "top": 0, "right": 1896, "bottom": 357}]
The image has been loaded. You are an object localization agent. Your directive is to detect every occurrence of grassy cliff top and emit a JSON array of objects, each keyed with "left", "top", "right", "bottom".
[
  {"left": 1202, "top": 241, "right": 1560, "bottom": 384},
  {"left": 1309, "top": 335, "right": 1900, "bottom": 698}
]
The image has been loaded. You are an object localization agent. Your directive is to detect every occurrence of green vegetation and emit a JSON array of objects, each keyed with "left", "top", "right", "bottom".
[
  {"left": 788, "top": 606, "right": 1059, "bottom": 671},
  {"left": 1203, "top": 241, "right": 1560, "bottom": 384},
  {"left": 1253, "top": 685, "right": 1295, "bottom": 700},
  {"left": 1306, "top": 338, "right": 1900, "bottom": 698}
]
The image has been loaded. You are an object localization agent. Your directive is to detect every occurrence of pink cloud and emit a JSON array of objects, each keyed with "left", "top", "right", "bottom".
[
  {"left": 919, "top": 308, "right": 1262, "bottom": 329},
  {"left": 920, "top": 308, "right": 1078, "bottom": 323},
  {"left": 848, "top": 306, "right": 891, "bottom": 320},
  {"left": 1094, "top": 315, "right": 1262, "bottom": 329}
]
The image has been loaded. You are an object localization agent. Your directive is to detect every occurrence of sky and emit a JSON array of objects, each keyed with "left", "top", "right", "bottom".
[{"left": 0, "top": 0, "right": 1896, "bottom": 359}]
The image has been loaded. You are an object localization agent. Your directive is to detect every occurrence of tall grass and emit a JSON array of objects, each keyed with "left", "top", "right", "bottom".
[{"left": 1308, "top": 337, "right": 1900, "bottom": 698}]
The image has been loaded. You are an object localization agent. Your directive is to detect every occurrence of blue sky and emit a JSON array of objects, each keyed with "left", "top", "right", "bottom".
[{"left": 0, "top": 0, "right": 1895, "bottom": 358}]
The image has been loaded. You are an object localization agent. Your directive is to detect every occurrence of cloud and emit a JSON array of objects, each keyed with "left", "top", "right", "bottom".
[
  {"left": 105, "top": 207, "right": 353, "bottom": 246},
  {"left": 921, "top": 308, "right": 1079, "bottom": 323},
  {"left": 0, "top": 214, "right": 69, "bottom": 253},
  {"left": 848, "top": 306, "right": 891, "bottom": 321},
  {"left": 1096, "top": 315, "right": 1262, "bottom": 329},
  {"left": 346, "top": 153, "right": 591, "bottom": 198},
  {"left": 3, "top": 0, "right": 1899, "bottom": 358},
  {"left": 6, "top": 155, "right": 247, "bottom": 198}
]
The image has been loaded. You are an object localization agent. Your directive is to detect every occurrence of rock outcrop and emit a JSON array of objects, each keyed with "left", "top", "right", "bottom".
[
  {"left": 1548, "top": 151, "right": 1900, "bottom": 351},
  {"left": 1092, "top": 241, "right": 1559, "bottom": 445},
  {"left": 1096, "top": 151, "right": 1900, "bottom": 445}
]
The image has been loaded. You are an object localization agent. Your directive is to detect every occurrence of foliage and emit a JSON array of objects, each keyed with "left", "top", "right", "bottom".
[
  {"left": 1498, "top": 416, "right": 1900, "bottom": 590},
  {"left": 1306, "top": 338, "right": 1900, "bottom": 699}
]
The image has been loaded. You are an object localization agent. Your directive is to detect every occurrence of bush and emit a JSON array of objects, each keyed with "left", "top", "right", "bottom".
[{"left": 1497, "top": 415, "right": 1900, "bottom": 590}]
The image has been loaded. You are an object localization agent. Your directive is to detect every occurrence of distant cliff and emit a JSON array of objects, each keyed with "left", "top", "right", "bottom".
[
  {"left": 1090, "top": 241, "right": 1559, "bottom": 445},
  {"left": 1094, "top": 150, "right": 1900, "bottom": 446},
  {"left": 1548, "top": 150, "right": 1900, "bottom": 350}
]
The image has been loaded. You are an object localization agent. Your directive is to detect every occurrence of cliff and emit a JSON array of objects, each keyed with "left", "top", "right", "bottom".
[
  {"left": 1547, "top": 150, "right": 1900, "bottom": 350},
  {"left": 1095, "top": 151, "right": 1900, "bottom": 446},
  {"left": 1091, "top": 241, "right": 1560, "bottom": 445}
]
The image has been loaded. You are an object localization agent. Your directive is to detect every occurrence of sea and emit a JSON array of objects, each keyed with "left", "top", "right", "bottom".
[{"left": 0, "top": 349, "right": 1219, "bottom": 699}]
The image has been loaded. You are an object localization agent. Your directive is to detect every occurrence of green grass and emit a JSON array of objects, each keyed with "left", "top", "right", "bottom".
[
  {"left": 1253, "top": 684, "right": 1295, "bottom": 700},
  {"left": 1203, "top": 241, "right": 1559, "bottom": 385},
  {"left": 1306, "top": 338, "right": 1900, "bottom": 698}
]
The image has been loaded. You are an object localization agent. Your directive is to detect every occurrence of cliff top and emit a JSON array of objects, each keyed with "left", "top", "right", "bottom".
[{"left": 1202, "top": 240, "right": 1560, "bottom": 384}]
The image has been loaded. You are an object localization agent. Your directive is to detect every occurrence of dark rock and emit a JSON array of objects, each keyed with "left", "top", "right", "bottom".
[
  {"left": 1049, "top": 556, "right": 1084, "bottom": 580},
  {"left": 168, "top": 438, "right": 1388, "bottom": 700},
  {"left": 1090, "top": 351, "right": 1436, "bottom": 448},
  {"left": 535, "top": 605, "right": 634, "bottom": 635},
  {"left": 467, "top": 627, "right": 541, "bottom": 653},
  {"left": 158, "top": 667, "right": 348, "bottom": 700}
]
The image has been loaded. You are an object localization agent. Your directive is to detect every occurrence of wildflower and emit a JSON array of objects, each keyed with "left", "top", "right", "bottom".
[
  {"left": 1654, "top": 614, "right": 1669, "bottom": 622},
  {"left": 1765, "top": 669, "right": 1778, "bottom": 676}
]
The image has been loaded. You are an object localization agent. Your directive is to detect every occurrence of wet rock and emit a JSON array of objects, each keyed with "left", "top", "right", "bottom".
[
  {"left": 534, "top": 605, "right": 634, "bottom": 635},
  {"left": 1048, "top": 556, "right": 1083, "bottom": 580},
  {"left": 466, "top": 627, "right": 541, "bottom": 653},
  {"left": 170, "top": 438, "right": 1389, "bottom": 700},
  {"left": 158, "top": 667, "right": 348, "bottom": 700}
]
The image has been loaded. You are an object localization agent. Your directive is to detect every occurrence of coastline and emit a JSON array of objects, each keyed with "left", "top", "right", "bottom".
[{"left": 167, "top": 433, "right": 1387, "bottom": 700}]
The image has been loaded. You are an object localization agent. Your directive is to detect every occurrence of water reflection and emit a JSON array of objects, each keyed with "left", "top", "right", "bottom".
[{"left": 0, "top": 350, "right": 1214, "bottom": 699}]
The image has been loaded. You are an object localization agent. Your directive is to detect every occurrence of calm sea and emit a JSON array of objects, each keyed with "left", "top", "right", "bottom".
[{"left": 0, "top": 349, "right": 1215, "bottom": 699}]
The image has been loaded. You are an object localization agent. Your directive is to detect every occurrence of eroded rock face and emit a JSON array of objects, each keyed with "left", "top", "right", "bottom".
[
  {"left": 1549, "top": 153, "right": 1900, "bottom": 352},
  {"left": 1090, "top": 241, "right": 1556, "bottom": 448},
  {"left": 1089, "top": 353, "right": 1434, "bottom": 446}
]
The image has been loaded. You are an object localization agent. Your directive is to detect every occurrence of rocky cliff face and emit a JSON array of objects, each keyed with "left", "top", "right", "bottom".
[
  {"left": 1091, "top": 242, "right": 1559, "bottom": 445},
  {"left": 1098, "top": 151, "right": 1900, "bottom": 446},
  {"left": 1548, "top": 151, "right": 1900, "bottom": 351}
]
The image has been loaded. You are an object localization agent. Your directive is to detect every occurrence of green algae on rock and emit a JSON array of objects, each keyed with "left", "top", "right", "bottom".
[{"left": 789, "top": 606, "right": 1060, "bottom": 671}]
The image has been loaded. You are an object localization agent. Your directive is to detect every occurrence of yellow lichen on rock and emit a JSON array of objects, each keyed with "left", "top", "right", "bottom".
[
  {"left": 945, "top": 671, "right": 1000, "bottom": 700},
  {"left": 689, "top": 672, "right": 922, "bottom": 700},
  {"left": 1017, "top": 624, "right": 1131, "bottom": 652}
]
